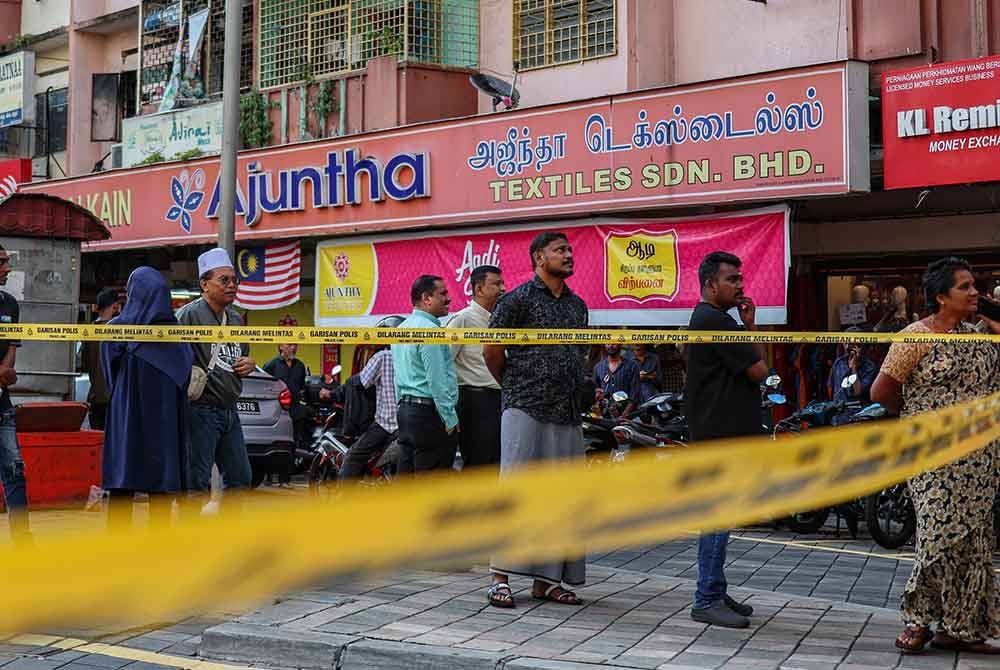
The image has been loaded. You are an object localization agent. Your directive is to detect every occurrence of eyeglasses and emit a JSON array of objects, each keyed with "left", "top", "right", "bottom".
[
  {"left": 0, "top": 258, "right": 11, "bottom": 267},
  {"left": 214, "top": 275, "right": 240, "bottom": 287}
]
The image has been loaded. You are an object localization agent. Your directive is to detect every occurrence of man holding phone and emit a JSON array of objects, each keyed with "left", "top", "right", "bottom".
[{"left": 686, "top": 251, "right": 768, "bottom": 628}]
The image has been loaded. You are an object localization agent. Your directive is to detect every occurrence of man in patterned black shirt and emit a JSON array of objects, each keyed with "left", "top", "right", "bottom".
[{"left": 483, "top": 231, "right": 589, "bottom": 609}]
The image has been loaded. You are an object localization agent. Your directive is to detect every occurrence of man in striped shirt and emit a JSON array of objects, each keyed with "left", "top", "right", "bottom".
[{"left": 339, "top": 317, "right": 402, "bottom": 479}]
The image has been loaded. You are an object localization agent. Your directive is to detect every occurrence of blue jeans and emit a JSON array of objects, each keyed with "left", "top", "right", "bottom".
[
  {"left": 188, "top": 405, "right": 251, "bottom": 492},
  {"left": 0, "top": 409, "right": 27, "bottom": 510},
  {"left": 694, "top": 531, "right": 729, "bottom": 609}
]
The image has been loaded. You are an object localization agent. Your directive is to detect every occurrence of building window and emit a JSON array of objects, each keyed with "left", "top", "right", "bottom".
[
  {"left": 259, "top": 0, "right": 479, "bottom": 90},
  {"left": 34, "top": 88, "right": 68, "bottom": 156},
  {"left": 514, "top": 0, "right": 616, "bottom": 70},
  {"left": 140, "top": 0, "right": 254, "bottom": 108}
]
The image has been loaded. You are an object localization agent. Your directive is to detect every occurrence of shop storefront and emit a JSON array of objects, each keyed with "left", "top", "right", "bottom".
[
  {"left": 18, "top": 60, "right": 871, "bottom": 375},
  {"left": 759, "top": 54, "right": 1000, "bottom": 410},
  {"left": 793, "top": 54, "right": 1000, "bottom": 334}
]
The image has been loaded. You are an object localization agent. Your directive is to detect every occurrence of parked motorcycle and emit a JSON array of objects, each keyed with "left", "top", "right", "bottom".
[
  {"left": 307, "top": 416, "right": 400, "bottom": 493},
  {"left": 607, "top": 376, "right": 780, "bottom": 458},
  {"left": 775, "top": 374, "right": 887, "bottom": 536},
  {"left": 864, "top": 482, "right": 916, "bottom": 549},
  {"left": 610, "top": 402, "right": 689, "bottom": 460},
  {"left": 866, "top": 484, "right": 1000, "bottom": 551},
  {"left": 582, "top": 390, "right": 631, "bottom": 463},
  {"left": 306, "top": 366, "right": 399, "bottom": 492}
]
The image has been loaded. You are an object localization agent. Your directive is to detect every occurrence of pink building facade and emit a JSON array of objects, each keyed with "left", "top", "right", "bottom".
[{"left": 6, "top": 0, "right": 1000, "bottom": 345}]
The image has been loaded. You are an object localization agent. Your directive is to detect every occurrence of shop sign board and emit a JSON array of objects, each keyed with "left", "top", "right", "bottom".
[
  {"left": 122, "top": 101, "right": 224, "bottom": 167},
  {"left": 315, "top": 207, "right": 790, "bottom": 326},
  {"left": 0, "top": 51, "right": 34, "bottom": 128},
  {"left": 21, "top": 62, "right": 867, "bottom": 250},
  {"left": 882, "top": 55, "right": 1000, "bottom": 189}
]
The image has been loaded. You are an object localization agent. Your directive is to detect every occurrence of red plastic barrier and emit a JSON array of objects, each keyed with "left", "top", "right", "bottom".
[{"left": 0, "top": 430, "right": 103, "bottom": 510}]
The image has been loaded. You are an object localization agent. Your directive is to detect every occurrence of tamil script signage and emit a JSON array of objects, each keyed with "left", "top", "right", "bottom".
[
  {"left": 0, "top": 52, "right": 34, "bottom": 129},
  {"left": 122, "top": 101, "right": 224, "bottom": 167},
  {"left": 315, "top": 208, "right": 790, "bottom": 326},
  {"left": 22, "top": 62, "right": 867, "bottom": 250},
  {"left": 882, "top": 55, "right": 1000, "bottom": 189}
]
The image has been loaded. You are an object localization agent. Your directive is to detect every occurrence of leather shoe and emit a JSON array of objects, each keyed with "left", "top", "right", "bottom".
[
  {"left": 724, "top": 594, "right": 753, "bottom": 617},
  {"left": 691, "top": 601, "right": 750, "bottom": 628}
]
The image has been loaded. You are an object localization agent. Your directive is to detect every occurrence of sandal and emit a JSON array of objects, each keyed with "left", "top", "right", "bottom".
[
  {"left": 895, "top": 625, "right": 933, "bottom": 653},
  {"left": 533, "top": 584, "right": 582, "bottom": 606},
  {"left": 487, "top": 582, "right": 515, "bottom": 609},
  {"left": 931, "top": 633, "right": 1000, "bottom": 654}
]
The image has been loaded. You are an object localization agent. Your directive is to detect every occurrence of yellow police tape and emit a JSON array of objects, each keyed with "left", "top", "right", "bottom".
[
  {"left": 0, "top": 324, "right": 997, "bottom": 345},
  {"left": 3, "top": 389, "right": 1000, "bottom": 631}
]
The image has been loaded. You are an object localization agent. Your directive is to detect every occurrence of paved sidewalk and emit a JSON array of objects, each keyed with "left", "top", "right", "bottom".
[
  {"left": 0, "top": 615, "right": 245, "bottom": 670},
  {"left": 198, "top": 564, "right": 1000, "bottom": 670},
  {"left": 592, "top": 528, "right": 922, "bottom": 610}
]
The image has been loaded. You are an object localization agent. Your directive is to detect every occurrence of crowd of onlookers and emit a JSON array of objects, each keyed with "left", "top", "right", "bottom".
[{"left": 5, "top": 234, "right": 1000, "bottom": 655}]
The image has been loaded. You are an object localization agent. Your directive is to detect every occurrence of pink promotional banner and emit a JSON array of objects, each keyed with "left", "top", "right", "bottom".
[{"left": 316, "top": 207, "right": 789, "bottom": 327}]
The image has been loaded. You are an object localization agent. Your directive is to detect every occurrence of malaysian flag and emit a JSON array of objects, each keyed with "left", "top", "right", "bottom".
[{"left": 234, "top": 241, "right": 301, "bottom": 310}]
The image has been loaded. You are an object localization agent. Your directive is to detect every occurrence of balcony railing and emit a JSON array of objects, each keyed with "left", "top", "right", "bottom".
[
  {"left": 139, "top": 0, "right": 254, "bottom": 108},
  {"left": 259, "top": 0, "right": 479, "bottom": 90}
]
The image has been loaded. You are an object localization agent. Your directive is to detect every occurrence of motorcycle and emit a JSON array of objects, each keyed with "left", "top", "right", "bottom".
[
  {"left": 864, "top": 482, "right": 916, "bottom": 549},
  {"left": 610, "top": 396, "right": 689, "bottom": 460},
  {"left": 582, "top": 390, "right": 632, "bottom": 462},
  {"left": 866, "top": 485, "right": 1000, "bottom": 551},
  {"left": 307, "top": 416, "right": 400, "bottom": 493},
  {"left": 607, "top": 376, "right": 780, "bottom": 458},
  {"left": 306, "top": 366, "right": 399, "bottom": 492},
  {"left": 775, "top": 374, "right": 887, "bottom": 536}
]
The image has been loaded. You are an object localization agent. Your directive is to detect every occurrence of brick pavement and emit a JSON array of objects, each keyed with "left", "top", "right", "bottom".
[
  {"left": 0, "top": 616, "right": 239, "bottom": 670},
  {"left": 591, "top": 526, "right": 926, "bottom": 610},
  {"left": 195, "top": 563, "right": 1000, "bottom": 670},
  {"left": 5, "top": 508, "right": 1000, "bottom": 669}
]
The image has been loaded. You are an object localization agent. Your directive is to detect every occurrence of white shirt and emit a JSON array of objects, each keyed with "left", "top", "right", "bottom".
[{"left": 447, "top": 300, "right": 501, "bottom": 390}]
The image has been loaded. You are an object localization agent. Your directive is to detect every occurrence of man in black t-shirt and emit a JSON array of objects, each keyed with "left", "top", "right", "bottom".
[
  {"left": 0, "top": 245, "right": 28, "bottom": 543},
  {"left": 687, "top": 251, "right": 769, "bottom": 628},
  {"left": 264, "top": 343, "right": 309, "bottom": 483}
]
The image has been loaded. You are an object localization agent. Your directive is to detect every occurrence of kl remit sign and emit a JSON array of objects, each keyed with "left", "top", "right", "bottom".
[{"left": 883, "top": 55, "right": 1000, "bottom": 189}]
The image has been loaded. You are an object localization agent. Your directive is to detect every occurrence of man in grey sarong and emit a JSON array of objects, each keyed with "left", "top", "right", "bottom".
[{"left": 483, "top": 231, "right": 589, "bottom": 609}]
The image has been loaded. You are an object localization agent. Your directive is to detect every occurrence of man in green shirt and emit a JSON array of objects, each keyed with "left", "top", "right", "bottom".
[{"left": 391, "top": 275, "right": 458, "bottom": 474}]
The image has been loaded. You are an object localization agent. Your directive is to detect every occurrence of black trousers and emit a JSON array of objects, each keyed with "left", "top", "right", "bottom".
[
  {"left": 397, "top": 402, "right": 455, "bottom": 474},
  {"left": 89, "top": 403, "right": 108, "bottom": 431},
  {"left": 457, "top": 386, "right": 501, "bottom": 469},
  {"left": 339, "top": 423, "right": 394, "bottom": 480}
]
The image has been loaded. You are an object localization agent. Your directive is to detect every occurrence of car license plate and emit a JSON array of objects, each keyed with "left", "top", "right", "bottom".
[{"left": 236, "top": 400, "right": 260, "bottom": 414}]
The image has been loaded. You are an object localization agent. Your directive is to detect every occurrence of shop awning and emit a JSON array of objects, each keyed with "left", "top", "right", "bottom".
[{"left": 0, "top": 193, "right": 111, "bottom": 242}]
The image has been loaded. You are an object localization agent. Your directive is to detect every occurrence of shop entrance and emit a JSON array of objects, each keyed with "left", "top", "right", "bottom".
[{"left": 809, "top": 252, "right": 1000, "bottom": 332}]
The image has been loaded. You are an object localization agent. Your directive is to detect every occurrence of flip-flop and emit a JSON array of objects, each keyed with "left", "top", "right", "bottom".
[
  {"left": 895, "top": 626, "right": 933, "bottom": 654},
  {"left": 487, "top": 582, "right": 515, "bottom": 609},
  {"left": 533, "top": 584, "right": 582, "bottom": 606}
]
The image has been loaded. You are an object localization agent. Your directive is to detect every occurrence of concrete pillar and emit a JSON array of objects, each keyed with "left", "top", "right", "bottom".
[{"left": 67, "top": 27, "right": 107, "bottom": 176}]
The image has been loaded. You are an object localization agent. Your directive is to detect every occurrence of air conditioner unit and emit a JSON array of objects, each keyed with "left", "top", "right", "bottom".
[{"left": 110, "top": 143, "right": 123, "bottom": 169}]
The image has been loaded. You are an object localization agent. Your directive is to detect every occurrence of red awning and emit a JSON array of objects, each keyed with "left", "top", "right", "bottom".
[{"left": 0, "top": 193, "right": 111, "bottom": 242}]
